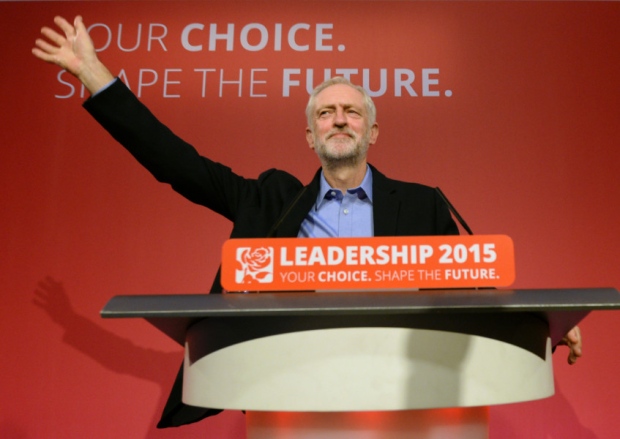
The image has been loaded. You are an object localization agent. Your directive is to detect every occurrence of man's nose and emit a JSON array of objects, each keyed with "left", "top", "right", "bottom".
[{"left": 333, "top": 108, "right": 347, "bottom": 126}]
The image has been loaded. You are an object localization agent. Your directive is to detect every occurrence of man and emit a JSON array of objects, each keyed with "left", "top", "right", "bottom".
[{"left": 33, "top": 15, "right": 583, "bottom": 428}]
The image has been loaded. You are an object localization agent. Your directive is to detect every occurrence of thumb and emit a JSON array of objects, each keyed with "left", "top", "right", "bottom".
[{"left": 74, "top": 15, "right": 86, "bottom": 33}]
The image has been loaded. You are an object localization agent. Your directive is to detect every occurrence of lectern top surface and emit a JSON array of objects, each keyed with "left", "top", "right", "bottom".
[
  {"left": 100, "top": 288, "right": 620, "bottom": 347},
  {"left": 101, "top": 288, "right": 620, "bottom": 319}
]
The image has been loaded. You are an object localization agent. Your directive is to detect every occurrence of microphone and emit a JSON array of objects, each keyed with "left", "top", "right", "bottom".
[
  {"left": 436, "top": 187, "right": 498, "bottom": 291},
  {"left": 435, "top": 187, "right": 474, "bottom": 235}
]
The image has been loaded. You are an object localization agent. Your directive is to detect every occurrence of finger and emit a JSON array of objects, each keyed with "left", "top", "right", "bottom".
[
  {"left": 74, "top": 15, "right": 86, "bottom": 33},
  {"left": 568, "top": 353, "right": 577, "bottom": 365},
  {"left": 34, "top": 38, "right": 58, "bottom": 55},
  {"left": 54, "top": 16, "right": 75, "bottom": 38},
  {"left": 568, "top": 347, "right": 582, "bottom": 365},
  {"left": 40, "top": 26, "right": 66, "bottom": 47},
  {"left": 571, "top": 327, "right": 582, "bottom": 345},
  {"left": 558, "top": 338, "right": 567, "bottom": 346},
  {"left": 73, "top": 16, "right": 89, "bottom": 44},
  {"left": 32, "top": 47, "right": 47, "bottom": 61},
  {"left": 568, "top": 343, "right": 583, "bottom": 366},
  {"left": 558, "top": 335, "right": 571, "bottom": 346},
  {"left": 566, "top": 327, "right": 581, "bottom": 344}
]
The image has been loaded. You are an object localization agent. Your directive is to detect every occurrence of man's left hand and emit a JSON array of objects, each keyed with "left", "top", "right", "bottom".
[{"left": 559, "top": 326, "right": 582, "bottom": 365}]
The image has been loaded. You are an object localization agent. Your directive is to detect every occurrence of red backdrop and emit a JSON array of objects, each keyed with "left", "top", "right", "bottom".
[{"left": 1, "top": 1, "right": 619, "bottom": 438}]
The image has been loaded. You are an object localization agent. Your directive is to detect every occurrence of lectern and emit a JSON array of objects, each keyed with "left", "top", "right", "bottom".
[{"left": 102, "top": 287, "right": 620, "bottom": 438}]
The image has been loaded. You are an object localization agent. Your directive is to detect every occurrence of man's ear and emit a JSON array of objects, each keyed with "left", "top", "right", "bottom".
[
  {"left": 369, "top": 123, "right": 379, "bottom": 145},
  {"left": 306, "top": 127, "right": 315, "bottom": 150}
]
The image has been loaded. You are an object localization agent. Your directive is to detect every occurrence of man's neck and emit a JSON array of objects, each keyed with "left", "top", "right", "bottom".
[{"left": 321, "top": 161, "right": 368, "bottom": 192}]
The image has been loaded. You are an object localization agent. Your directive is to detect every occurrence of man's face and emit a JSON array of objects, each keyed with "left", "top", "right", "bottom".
[{"left": 306, "top": 84, "right": 379, "bottom": 167}]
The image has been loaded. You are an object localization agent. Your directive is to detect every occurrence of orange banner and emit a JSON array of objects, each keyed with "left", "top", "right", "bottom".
[{"left": 221, "top": 235, "right": 515, "bottom": 292}]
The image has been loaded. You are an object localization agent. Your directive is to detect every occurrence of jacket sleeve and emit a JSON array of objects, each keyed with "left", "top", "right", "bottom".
[{"left": 83, "top": 79, "right": 258, "bottom": 221}]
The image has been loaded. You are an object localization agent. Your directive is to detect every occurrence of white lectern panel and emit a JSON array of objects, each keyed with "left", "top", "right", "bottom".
[{"left": 183, "top": 327, "right": 553, "bottom": 411}]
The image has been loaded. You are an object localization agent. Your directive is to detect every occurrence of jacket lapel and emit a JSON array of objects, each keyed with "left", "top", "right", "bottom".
[{"left": 370, "top": 165, "right": 400, "bottom": 237}]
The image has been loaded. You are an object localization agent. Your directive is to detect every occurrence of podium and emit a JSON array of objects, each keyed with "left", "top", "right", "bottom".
[{"left": 102, "top": 288, "right": 620, "bottom": 438}]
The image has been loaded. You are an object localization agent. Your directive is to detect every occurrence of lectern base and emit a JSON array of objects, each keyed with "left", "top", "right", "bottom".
[{"left": 246, "top": 408, "right": 488, "bottom": 439}]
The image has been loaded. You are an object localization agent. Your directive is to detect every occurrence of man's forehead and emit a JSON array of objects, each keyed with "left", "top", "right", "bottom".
[{"left": 314, "top": 83, "right": 365, "bottom": 107}]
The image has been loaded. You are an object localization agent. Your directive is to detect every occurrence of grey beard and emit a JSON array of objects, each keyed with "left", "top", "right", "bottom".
[
  {"left": 314, "top": 134, "right": 370, "bottom": 170},
  {"left": 320, "top": 149, "right": 366, "bottom": 170}
]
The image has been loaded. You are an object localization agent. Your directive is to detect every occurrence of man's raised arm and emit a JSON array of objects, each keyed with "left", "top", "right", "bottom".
[{"left": 33, "top": 15, "right": 114, "bottom": 95}]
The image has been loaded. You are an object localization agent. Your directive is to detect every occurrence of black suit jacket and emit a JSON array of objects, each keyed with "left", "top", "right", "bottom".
[{"left": 84, "top": 79, "right": 458, "bottom": 427}]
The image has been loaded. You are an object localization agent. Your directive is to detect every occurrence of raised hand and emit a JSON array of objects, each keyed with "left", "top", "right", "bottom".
[{"left": 33, "top": 15, "right": 114, "bottom": 94}]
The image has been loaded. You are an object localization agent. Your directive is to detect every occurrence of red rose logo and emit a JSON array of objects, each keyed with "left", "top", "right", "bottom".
[{"left": 236, "top": 247, "right": 274, "bottom": 283}]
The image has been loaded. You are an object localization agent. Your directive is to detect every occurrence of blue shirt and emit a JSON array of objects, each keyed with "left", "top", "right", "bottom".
[{"left": 298, "top": 166, "right": 374, "bottom": 238}]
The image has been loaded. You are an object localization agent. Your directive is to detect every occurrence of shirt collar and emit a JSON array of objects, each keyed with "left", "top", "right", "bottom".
[{"left": 316, "top": 165, "right": 373, "bottom": 209}]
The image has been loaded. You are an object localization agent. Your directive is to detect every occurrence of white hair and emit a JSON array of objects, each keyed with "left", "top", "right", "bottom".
[{"left": 305, "top": 77, "right": 377, "bottom": 129}]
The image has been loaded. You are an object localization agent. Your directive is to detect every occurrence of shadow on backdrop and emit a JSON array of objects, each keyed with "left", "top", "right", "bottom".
[{"left": 32, "top": 276, "right": 240, "bottom": 439}]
